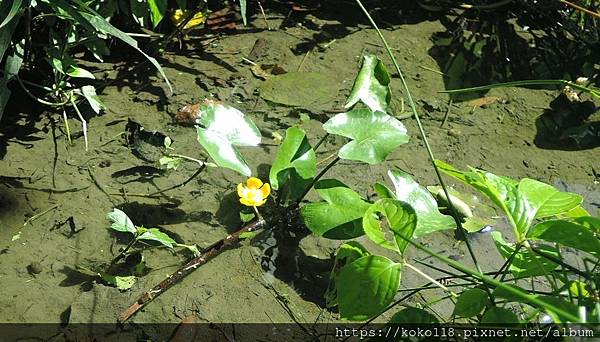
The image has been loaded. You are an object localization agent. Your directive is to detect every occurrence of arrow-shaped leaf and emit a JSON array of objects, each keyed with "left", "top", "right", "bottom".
[
  {"left": 301, "top": 179, "right": 371, "bottom": 239},
  {"left": 269, "top": 127, "right": 316, "bottom": 202},
  {"left": 196, "top": 101, "right": 261, "bottom": 176},
  {"left": 387, "top": 170, "right": 455, "bottom": 237},
  {"left": 345, "top": 55, "right": 391, "bottom": 112},
  {"left": 323, "top": 108, "right": 409, "bottom": 164}
]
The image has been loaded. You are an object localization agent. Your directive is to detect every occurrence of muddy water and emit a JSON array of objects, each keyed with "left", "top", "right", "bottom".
[{"left": 0, "top": 7, "right": 598, "bottom": 339}]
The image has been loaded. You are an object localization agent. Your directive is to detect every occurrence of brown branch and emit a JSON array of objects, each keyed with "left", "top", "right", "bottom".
[
  {"left": 118, "top": 219, "right": 266, "bottom": 322},
  {"left": 560, "top": 0, "right": 600, "bottom": 19}
]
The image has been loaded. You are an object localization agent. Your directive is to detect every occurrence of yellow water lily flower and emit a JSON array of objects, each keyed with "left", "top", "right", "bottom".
[
  {"left": 237, "top": 177, "right": 270, "bottom": 207},
  {"left": 170, "top": 9, "right": 207, "bottom": 30}
]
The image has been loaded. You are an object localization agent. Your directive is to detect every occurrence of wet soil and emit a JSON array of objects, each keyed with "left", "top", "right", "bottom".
[{"left": 0, "top": 4, "right": 598, "bottom": 340}]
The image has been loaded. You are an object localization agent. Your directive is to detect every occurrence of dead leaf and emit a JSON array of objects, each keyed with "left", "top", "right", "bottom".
[{"left": 465, "top": 96, "right": 500, "bottom": 108}]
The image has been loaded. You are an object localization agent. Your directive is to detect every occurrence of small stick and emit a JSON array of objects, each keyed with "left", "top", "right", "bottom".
[
  {"left": 257, "top": 0, "right": 271, "bottom": 30},
  {"left": 24, "top": 204, "right": 59, "bottom": 227},
  {"left": 440, "top": 97, "right": 453, "bottom": 128},
  {"left": 118, "top": 219, "right": 267, "bottom": 322},
  {"left": 70, "top": 97, "right": 89, "bottom": 152}
]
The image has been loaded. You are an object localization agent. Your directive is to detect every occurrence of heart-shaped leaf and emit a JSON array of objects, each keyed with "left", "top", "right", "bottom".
[
  {"left": 323, "top": 108, "right": 409, "bottom": 164},
  {"left": 337, "top": 255, "right": 401, "bottom": 321},
  {"left": 325, "top": 241, "right": 371, "bottom": 307},
  {"left": 345, "top": 55, "right": 391, "bottom": 112},
  {"left": 387, "top": 170, "right": 455, "bottom": 237},
  {"left": 107, "top": 208, "right": 136, "bottom": 234},
  {"left": 196, "top": 101, "right": 261, "bottom": 176},
  {"left": 528, "top": 219, "right": 600, "bottom": 258},
  {"left": 269, "top": 127, "right": 316, "bottom": 202},
  {"left": 453, "top": 288, "right": 489, "bottom": 318},
  {"left": 301, "top": 179, "right": 371, "bottom": 239},
  {"left": 363, "top": 199, "right": 417, "bottom": 254}
]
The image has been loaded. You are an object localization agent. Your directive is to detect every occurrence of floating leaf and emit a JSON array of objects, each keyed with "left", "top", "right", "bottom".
[
  {"left": 107, "top": 209, "right": 136, "bottom": 234},
  {"left": 528, "top": 220, "right": 600, "bottom": 258},
  {"left": 196, "top": 101, "right": 261, "bottom": 176},
  {"left": 269, "top": 127, "right": 316, "bottom": 203},
  {"left": 323, "top": 108, "right": 409, "bottom": 164},
  {"left": 301, "top": 179, "right": 371, "bottom": 239},
  {"left": 138, "top": 228, "right": 176, "bottom": 248},
  {"left": 337, "top": 255, "right": 401, "bottom": 321},
  {"left": 345, "top": 55, "right": 391, "bottom": 112},
  {"left": 491, "top": 231, "right": 558, "bottom": 278},
  {"left": 387, "top": 170, "right": 455, "bottom": 237},
  {"left": 389, "top": 307, "right": 439, "bottom": 324},
  {"left": 453, "top": 288, "right": 489, "bottom": 318},
  {"left": 363, "top": 199, "right": 417, "bottom": 254}
]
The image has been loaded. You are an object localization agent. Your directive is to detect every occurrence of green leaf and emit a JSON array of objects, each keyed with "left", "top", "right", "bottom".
[
  {"left": 138, "top": 228, "right": 176, "bottom": 248},
  {"left": 148, "top": 0, "right": 167, "bottom": 28},
  {"left": 51, "top": 0, "right": 172, "bottom": 93},
  {"left": 159, "top": 156, "right": 183, "bottom": 171},
  {"left": 97, "top": 271, "right": 136, "bottom": 291},
  {"left": 325, "top": 241, "right": 371, "bottom": 307},
  {"left": 481, "top": 307, "right": 519, "bottom": 324},
  {"left": 518, "top": 179, "right": 582, "bottom": 219},
  {"left": 238, "top": 0, "right": 247, "bottom": 25},
  {"left": 389, "top": 307, "right": 439, "bottom": 324},
  {"left": 269, "top": 127, "right": 316, "bottom": 202},
  {"left": 196, "top": 101, "right": 261, "bottom": 176},
  {"left": 0, "top": 1, "right": 22, "bottom": 120},
  {"left": 435, "top": 160, "right": 534, "bottom": 239},
  {"left": 323, "top": 108, "right": 409, "bottom": 164},
  {"left": 373, "top": 182, "right": 394, "bottom": 199},
  {"left": 537, "top": 296, "right": 580, "bottom": 323},
  {"left": 76, "top": 85, "right": 105, "bottom": 114},
  {"left": 491, "top": 231, "right": 558, "bottom": 277},
  {"left": 345, "top": 55, "right": 391, "bottom": 112},
  {"left": 337, "top": 255, "right": 401, "bottom": 321},
  {"left": 301, "top": 180, "right": 371, "bottom": 239},
  {"left": 573, "top": 216, "right": 600, "bottom": 233},
  {"left": 453, "top": 288, "right": 489, "bottom": 318},
  {"left": 387, "top": 170, "right": 455, "bottom": 237},
  {"left": 66, "top": 66, "right": 95, "bottom": 79},
  {"left": 0, "top": 0, "right": 22, "bottom": 30},
  {"left": 528, "top": 220, "right": 600, "bottom": 258},
  {"left": 107, "top": 209, "right": 136, "bottom": 234},
  {"left": 363, "top": 199, "right": 417, "bottom": 253}
]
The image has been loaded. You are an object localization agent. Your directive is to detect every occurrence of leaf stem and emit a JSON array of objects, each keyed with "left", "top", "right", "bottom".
[
  {"left": 298, "top": 156, "right": 340, "bottom": 202},
  {"left": 354, "top": 0, "right": 492, "bottom": 303}
]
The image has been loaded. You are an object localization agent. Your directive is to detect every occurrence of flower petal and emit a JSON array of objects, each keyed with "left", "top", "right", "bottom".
[
  {"left": 255, "top": 198, "right": 267, "bottom": 206},
  {"left": 260, "top": 183, "right": 271, "bottom": 199},
  {"left": 237, "top": 183, "right": 246, "bottom": 198},
  {"left": 240, "top": 197, "right": 254, "bottom": 207},
  {"left": 246, "top": 177, "right": 263, "bottom": 189}
]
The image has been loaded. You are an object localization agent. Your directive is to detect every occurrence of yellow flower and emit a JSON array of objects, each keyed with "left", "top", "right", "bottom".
[
  {"left": 170, "top": 9, "right": 207, "bottom": 30},
  {"left": 237, "top": 177, "right": 270, "bottom": 207}
]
